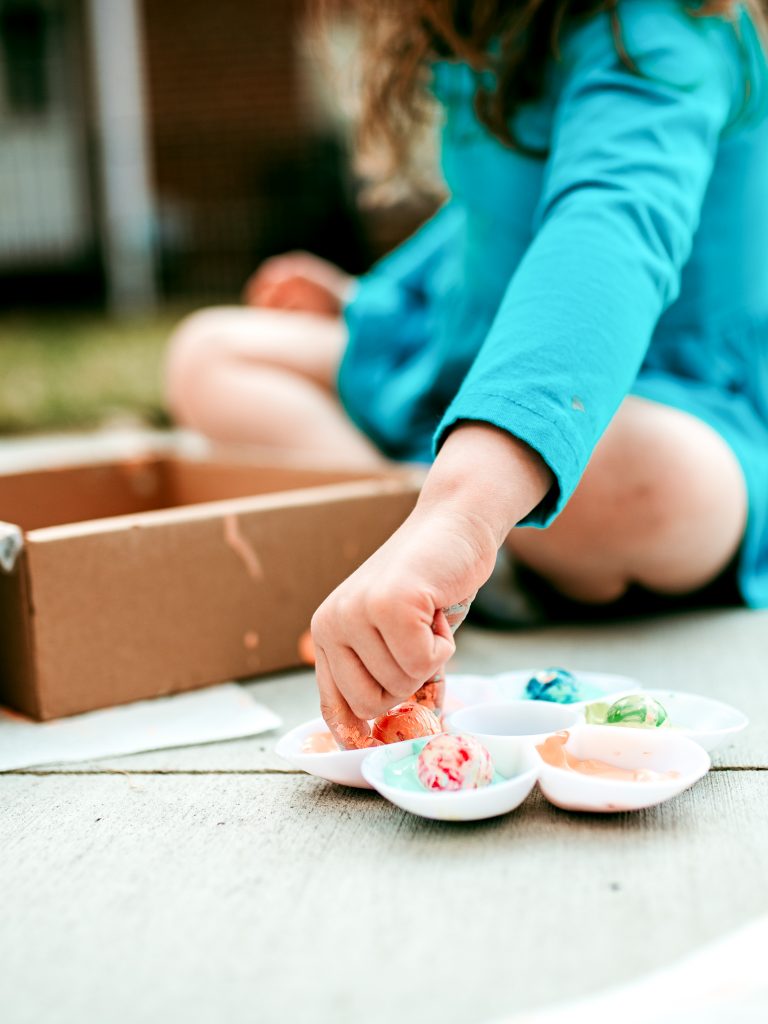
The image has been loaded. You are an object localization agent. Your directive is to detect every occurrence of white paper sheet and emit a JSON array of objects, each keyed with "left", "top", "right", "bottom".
[{"left": 0, "top": 683, "right": 281, "bottom": 771}]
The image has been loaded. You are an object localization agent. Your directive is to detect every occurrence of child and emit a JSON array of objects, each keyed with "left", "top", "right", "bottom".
[{"left": 165, "top": 0, "right": 768, "bottom": 746}]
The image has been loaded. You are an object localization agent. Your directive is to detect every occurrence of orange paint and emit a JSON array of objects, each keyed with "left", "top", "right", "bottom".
[
  {"left": 536, "top": 732, "right": 680, "bottom": 783},
  {"left": 412, "top": 677, "right": 445, "bottom": 715},
  {"left": 301, "top": 731, "right": 339, "bottom": 754},
  {"left": 297, "top": 629, "right": 315, "bottom": 666},
  {"left": 335, "top": 723, "right": 380, "bottom": 750},
  {"left": 223, "top": 515, "right": 264, "bottom": 580}
]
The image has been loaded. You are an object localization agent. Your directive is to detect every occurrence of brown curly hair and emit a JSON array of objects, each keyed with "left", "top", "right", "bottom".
[{"left": 325, "top": 0, "right": 766, "bottom": 184}]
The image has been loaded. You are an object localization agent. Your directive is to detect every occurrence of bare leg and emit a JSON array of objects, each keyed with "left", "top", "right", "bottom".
[
  {"left": 506, "top": 396, "right": 748, "bottom": 602},
  {"left": 165, "top": 307, "right": 386, "bottom": 468}
]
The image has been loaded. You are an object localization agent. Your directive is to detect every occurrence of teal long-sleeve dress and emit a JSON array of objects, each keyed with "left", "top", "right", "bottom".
[{"left": 337, "top": 0, "right": 768, "bottom": 608}]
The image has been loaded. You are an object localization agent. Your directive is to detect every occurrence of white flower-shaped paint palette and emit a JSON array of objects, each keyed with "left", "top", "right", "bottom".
[
  {"left": 275, "top": 672, "right": 747, "bottom": 820},
  {"left": 275, "top": 670, "right": 640, "bottom": 790}
]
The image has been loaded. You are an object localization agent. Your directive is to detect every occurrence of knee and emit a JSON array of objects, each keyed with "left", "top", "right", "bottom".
[
  {"left": 547, "top": 400, "right": 745, "bottom": 592},
  {"left": 574, "top": 406, "right": 730, "bottom": 551},
  {"left": 567, "top": 445, "right": 675, "bottom": 552},
  {"left": 164, "top": 308, "right": 229, "bottom": 426},
  {"left": 508, "top": 399, "right": 739, "bottom": 602},
  {"left": 559, "top": 423, "right": 695, "bottom": 561}
]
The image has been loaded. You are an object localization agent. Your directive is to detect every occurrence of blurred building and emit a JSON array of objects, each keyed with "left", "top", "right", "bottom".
[
  {"left": 0, "top": 0, "right": 432, "bottom": 312},
  {"left": 0, "top": 0, "right": 98, "bottom": 305}
]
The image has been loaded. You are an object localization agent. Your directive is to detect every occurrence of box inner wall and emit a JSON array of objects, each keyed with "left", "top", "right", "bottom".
[{"left": 0, "top": 458, "right": 375, "bottom": 531}]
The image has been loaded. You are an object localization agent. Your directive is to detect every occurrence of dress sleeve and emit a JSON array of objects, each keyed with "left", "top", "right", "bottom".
[
  {"left": 433, "top": 1, "right": 740, "bottom": 525},
  {"left": 341, "top": 200, "right": 463, "bottom": 349}
]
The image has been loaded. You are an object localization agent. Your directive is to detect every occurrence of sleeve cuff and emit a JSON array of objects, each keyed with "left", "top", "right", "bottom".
[{"left": 433, "top": 391, "right": 587, "bottom": 527}]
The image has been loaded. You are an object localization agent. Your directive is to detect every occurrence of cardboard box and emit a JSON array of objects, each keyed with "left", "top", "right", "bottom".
[{"left": 0, "top": 455, "right": 420, "bottom": 720}]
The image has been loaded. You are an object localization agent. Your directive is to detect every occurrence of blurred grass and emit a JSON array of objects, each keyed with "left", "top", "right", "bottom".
[{"left": 0, "top": 310, "right": 192, "bottom": 434}]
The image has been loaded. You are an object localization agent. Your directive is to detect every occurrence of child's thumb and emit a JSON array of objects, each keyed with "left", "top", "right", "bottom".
[{"left": 430, "top": 608, "right": 457, "bottom": 664}]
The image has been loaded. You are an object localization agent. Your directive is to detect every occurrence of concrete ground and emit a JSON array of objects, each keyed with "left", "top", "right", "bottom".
[
  {"left": 2, "top": 607, "right": 767, "bottom": 1024},
  {"left": 1, "top": 432, "right": 766, "bottom": 1020}
]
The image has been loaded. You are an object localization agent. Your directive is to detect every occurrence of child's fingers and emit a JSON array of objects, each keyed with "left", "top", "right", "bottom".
[
  {"left": 314, "top": 646, "right": 373, "bottom": 750},
  {"left": 335, "top": 592, "right": 454, "bottom": 700},
  {"left": 342, "top": 626, "right": 426, "bottom": 704},
  {"left": 431, "top": 607, "right": 452, "bottom": 643},
  {"left": 412, "top": 673, "right": 446, "bottom": 715},
  {"left": 317, "top": 590, "right": 418, "bottom": 702},
  {"left": 326, "top": 644, "right": 397, "bottom": 721},
  {"left": 408, "top": 602, "right": 472, "bottom": 712},
  {"left": 376, "top": 604, "right": 456, "bottom": 684}
]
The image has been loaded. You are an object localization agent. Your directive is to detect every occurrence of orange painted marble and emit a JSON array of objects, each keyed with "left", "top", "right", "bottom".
[{"left": 372, "top": 702, "right": 442, "bottom": 745}]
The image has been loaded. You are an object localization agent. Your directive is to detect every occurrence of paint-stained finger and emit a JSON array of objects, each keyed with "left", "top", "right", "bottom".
[
  {"left": 331, "top": 643, "right": 400, "bottom": 720},
  {"left": 410, "top": 599, "right": 472, "bottom": 713},
  {"left": 315, "top": 645, "right": 374, "bottom": 750}
]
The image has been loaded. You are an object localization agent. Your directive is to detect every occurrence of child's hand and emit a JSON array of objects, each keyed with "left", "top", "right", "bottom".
[
  {"left": 243, "top": 251, "right": 353, "bottom": 317},
  {"left": 311, "top": 505, "right": 497, "bottom": 748},
  {"left": 311, "top": 424, "right": 554, "bottom": 748}
]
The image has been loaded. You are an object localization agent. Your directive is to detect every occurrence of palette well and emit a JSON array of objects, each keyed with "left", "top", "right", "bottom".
[
  {"left": 275, "top": 716, "right": 385, "bottom": 790},
  {"left": 444, "top": 670, "right": 642, "bottom": 714},
  {"left": 536, "top": 725, "right": 711, "bottom": 813},
  {"left": 445, "top": 700, "right": 581, "bottom": 777},
  {"left": 361, "top": 739, "right": 540, "bottom": 822},
  {"left": 641, "top": 689, "right": 749, "bottom": 752}
]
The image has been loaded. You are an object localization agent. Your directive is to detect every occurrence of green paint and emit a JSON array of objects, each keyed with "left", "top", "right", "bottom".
[
  {"left": 584, "top": 702, "right": 611, "bottom": 725},
  {"left": 586, "top": 694, "right": 670, "bottom": 729}
]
